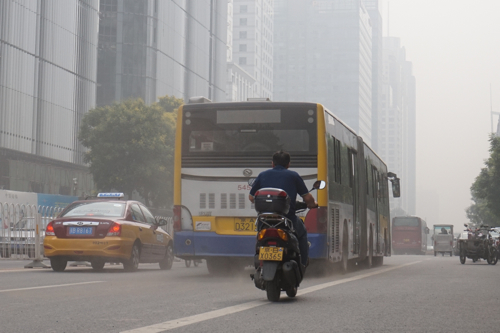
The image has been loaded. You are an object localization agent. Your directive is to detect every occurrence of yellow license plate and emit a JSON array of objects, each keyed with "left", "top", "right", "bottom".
[
  {"left": 404, "top": 239, "right": 410, "bottom": 243},
  {"left": 258, "top": 247, "right": 284, "bottom": 261},
  {"left": 234, "top": 218, "right": 256, "bottom": 232}
]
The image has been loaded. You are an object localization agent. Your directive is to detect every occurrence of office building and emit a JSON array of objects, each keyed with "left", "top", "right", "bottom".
[
  {"left": 273, "top": 0, "right": 373, "bottom": 145},
  {"left": 226, "top": 0, "right": 256, "bottom": 101},
  {"left": 230, "top": 0, "right": 274, "bottom": 100},
  {"left": 362, "top": 0, "right": 383, "bottom": 151},
  {"left": 0, "top": 0, "right": 98, "bottom": 195},
  {"left": 380, "top": 37, "right": 416, "bottom": 215},
  {"left": 97, "top": 0, "right": 228, "bottom": 106}
]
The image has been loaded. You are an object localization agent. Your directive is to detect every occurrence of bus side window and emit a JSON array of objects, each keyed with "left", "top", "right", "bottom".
[
  {"left": 329, "top": 135, "right": 342, "bottom": 186},
  {"left": 335, "top": 138, "right": 341, "bottom": 183}
]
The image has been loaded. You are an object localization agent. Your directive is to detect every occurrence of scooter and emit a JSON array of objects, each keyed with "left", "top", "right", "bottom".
[{"left": 250, "top": 180, "right": 325, "bottom": 302}]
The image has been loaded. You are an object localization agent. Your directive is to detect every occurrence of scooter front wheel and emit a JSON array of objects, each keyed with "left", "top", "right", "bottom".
[
  {"left": 266, "top": 279, "right": 281, "bottom": 302},
  {"left": 286, "top": 287, "right": 297, "bottom": 298}
]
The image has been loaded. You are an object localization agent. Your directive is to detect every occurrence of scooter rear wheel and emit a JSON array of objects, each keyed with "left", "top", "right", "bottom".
[{"left": 266, "top": 279, "right": 281, "bottom": 302}]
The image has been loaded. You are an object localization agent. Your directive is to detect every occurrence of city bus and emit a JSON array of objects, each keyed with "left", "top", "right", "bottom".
[
  {"left": 392, "top": 216, "right": 429, "bottom": 255},
  {"left": 173, "top": 99, "right": 400, "bottom": 273}
]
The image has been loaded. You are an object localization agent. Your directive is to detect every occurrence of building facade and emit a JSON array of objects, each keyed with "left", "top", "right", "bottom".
[
  {"left": 273, "top": 0, "right": 373, "bottom": 145},
  {"left": 97, "top": 0, "right": 228, "bottom": 106},
  {"left": 363, "top": 0, "right": 383, "bottom": 151},
  {"left": 231, "top": 0, "right": 273, "bottom": 100},
  {"left": 380, "top": 37, "right": 416, "bottom": 215},
  {"left": 226, "top": 0, "right": 256, "bottom": 101},
  {"left": 0, "top": 0, "right": 98, "bottom": 196}
]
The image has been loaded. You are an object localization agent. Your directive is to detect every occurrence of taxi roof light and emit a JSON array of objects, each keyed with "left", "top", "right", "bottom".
[{"left": 97, "top": 193, "right": 125, "bottom": 199}]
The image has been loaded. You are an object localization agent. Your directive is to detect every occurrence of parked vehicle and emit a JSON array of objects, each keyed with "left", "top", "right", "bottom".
[
  {"left": 250, "top": 180, "right": 325, "bottom": 302},
  {"left": 458, "top": 224, "right": 498, "bottom": 265},
  {"left": 432, "top": 224, "right": 454, "bottom": 256}
]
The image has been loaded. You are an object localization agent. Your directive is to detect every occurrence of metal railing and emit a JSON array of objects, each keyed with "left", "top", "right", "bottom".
[
  {"left": 0, "top": 203, "right": 62, "bottom": 261},
  {"left": 1, "top": 202, "right": 174, "bottom": 263}
]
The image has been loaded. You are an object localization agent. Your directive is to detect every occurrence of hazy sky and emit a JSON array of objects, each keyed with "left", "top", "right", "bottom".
[{"left": 379, "top": 1, "right": 500, "bottom": 232}]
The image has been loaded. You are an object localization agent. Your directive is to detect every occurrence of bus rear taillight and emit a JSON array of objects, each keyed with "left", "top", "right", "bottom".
[
  {"left": 304, "top": 207, "right": 327, "bottom": 233},
  {"left": 173, "top": 205, "right": 181, "bottom": 231}
]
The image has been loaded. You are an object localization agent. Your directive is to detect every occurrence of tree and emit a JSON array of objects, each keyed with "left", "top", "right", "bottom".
[
  {"left": 157, "top": 95, "right": 184, "bottom": 113},
  {"left": 79, "top": 97, "right": 179, "bottom": 207},
  {"left": 467, "top": 135, "right": 500, "bottom": 227}
]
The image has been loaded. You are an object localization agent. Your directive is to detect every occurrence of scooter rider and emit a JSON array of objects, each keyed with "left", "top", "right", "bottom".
[{"left": 248, "top": 150, "right": 318, "bottom": 267}]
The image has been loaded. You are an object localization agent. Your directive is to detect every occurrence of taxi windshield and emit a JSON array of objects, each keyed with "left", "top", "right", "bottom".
[{"left": 61, "top": 202, "right": 126, "bottom": 217}]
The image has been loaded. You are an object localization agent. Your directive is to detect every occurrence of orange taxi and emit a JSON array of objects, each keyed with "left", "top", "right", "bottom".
[{"left": 43, "top": 193, "right": 174, "bottom": 272}]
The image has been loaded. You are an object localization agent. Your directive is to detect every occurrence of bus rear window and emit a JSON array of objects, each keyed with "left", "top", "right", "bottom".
[
  {"left": 182, "top": 105, "right": 317, "bottom": 155},
  {"left": 393, "top": 218, "right": 419, "bottom": 227},
  {"left": 188, "top": 129, "right": 310, "bottom": 153}
]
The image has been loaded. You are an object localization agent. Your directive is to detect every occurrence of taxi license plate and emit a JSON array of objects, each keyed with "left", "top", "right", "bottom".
[
  {"left": 68, "top": 227, "right": 94, "bottom": 236},
  {"left": 258, "top": 247, "right": 284, "bottom": 261},
  {"left": 234, "top": 218, "right": 256, "bottom": 232}
]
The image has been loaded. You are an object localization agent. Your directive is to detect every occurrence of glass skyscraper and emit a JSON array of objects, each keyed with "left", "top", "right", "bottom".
[
  {"left": 97, "top": 0, "right": 228, "bottom": 107},
  {"left": 273, "top": 0, "right": 373, "bottom": 145},
  {"left": 0, "top": 0, "right": 98, "bottom": 195}
]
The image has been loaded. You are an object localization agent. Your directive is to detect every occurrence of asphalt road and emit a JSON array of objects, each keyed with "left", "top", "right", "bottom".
[{"left": 1, "top": 255, "right": 500, "bottom": 333}]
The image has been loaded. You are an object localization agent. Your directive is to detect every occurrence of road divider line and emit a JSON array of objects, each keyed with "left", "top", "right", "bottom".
[
  {"left": 121, "top": 261, "right": 423, "bottom": 333},
  {"left": 0, "top": 281, "right": 104, "bottom": 293},
  {"left": 297, "top": 260, "right": 422, "bottom": 296}
]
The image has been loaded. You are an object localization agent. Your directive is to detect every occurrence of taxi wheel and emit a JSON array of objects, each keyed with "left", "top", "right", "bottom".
[
  {"left": 50, "top": 258, "right": 67, "bottom": 272},
  {"left": 91, "top": 260, "right": 105, "bottom": 271},
  {"left": 124, "top": 243, "right": 140, "bottom": 272},
  {"left": 159, "top": 244, "right": 174, "bottom": 270}
]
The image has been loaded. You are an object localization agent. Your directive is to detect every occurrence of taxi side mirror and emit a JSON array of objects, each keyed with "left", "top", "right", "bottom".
[{"left": 156, "top": 218, "right": 168, "bottom": 226}]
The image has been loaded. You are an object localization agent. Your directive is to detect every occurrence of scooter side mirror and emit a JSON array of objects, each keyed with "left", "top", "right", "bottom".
[{"left": 312, "top": 180, "right": 326, "bottom": 190}]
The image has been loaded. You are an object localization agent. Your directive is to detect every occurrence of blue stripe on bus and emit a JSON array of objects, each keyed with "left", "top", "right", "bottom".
[{"left": 174, "top": 231, "right": 328, "bottom": 259}]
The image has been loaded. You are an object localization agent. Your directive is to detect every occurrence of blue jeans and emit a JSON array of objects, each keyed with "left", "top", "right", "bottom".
[{"left": 290, "top": 215, "right": 309, "bottom": 267}]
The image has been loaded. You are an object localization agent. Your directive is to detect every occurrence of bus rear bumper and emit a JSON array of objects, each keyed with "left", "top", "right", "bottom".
[{"left": 174, "top": 231, "right": 327, "bottom": 259}]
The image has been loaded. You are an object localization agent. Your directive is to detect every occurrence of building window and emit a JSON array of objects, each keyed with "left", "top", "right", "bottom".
[
  {"left": 240, "top": 18, "right": 247, "bottom": 26},
  {"left": 239, "top": 44, "right": 247, "bottom": 52},
  {"left": 239, "top": 31, "right": 247, "bottom": 39},
  {"left": 240, "top": 5, "right": 247, "bottom": 13},
  {"left": 239, "top": 57, "right": 247, "bottom": 65}
]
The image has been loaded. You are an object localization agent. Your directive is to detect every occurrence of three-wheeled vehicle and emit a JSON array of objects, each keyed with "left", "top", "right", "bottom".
[
  {"left": 458, "top": 224, "right": 498, "bottom": 265},
  {"left": 432, "top": 224, "right": 454, "bottom": 256}
]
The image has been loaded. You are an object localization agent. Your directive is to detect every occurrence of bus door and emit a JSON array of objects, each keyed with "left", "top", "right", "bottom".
[
  {"left": 372, "top": 166, "right": 380, "bottom": 253},
  {"left": 348, "top": 149, "right": 360, "bottom": 254}
]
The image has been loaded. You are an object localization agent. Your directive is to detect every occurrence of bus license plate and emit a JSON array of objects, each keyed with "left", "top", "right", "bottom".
[
  {"left": 234, "top": 218, "right": 256, "bottom": 232},
  {"left": 403, "top": 238, "right": 410, "bottom": 243},
  {"left": 258, "top": 247, "right": 284, "bottom": 261}
]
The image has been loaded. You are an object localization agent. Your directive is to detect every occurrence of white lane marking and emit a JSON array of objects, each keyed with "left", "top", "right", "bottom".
[
  {"left": 121, "top": 261, "right": 422, "bottom": 333},
  {"left": 0, "top": 281, "right": 104, "bottom": 293},
  {"left": 297, "top": 260, "right": 421, "bottom": 296}
]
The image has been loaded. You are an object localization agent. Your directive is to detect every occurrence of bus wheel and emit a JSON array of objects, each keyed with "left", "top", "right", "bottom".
[
  {"left": 341, "top": 227, "right": 349, "bottom": 274},
  {"left": 366, "top": 229, "right": 373, "bottom": 269},
  {"left": 372, "top": 256, "right": 384, "bottom": 267}
]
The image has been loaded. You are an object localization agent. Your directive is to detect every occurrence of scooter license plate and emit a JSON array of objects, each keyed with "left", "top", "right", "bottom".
[{"left": 258, "top": 247, "right": 284, "bottom": 261}]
